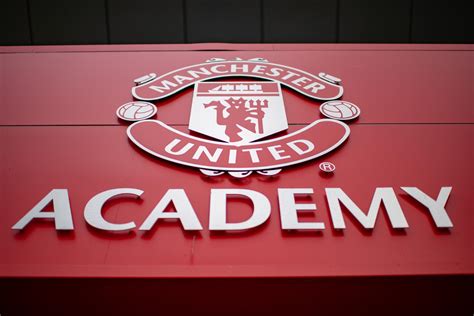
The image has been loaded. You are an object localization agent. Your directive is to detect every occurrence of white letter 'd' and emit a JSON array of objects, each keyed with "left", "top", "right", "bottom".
[
  {"left": 84, "top": 188, "right": 143, "bottom": 231},
  {"left": 401, "top": 187, "right": 453, "bottom": 228},
  {"left": 209, "top": 189, "right": 271, "bottom": 230},
  {"left": 12, "top": 189, "right": 74, "bottom": 230}
]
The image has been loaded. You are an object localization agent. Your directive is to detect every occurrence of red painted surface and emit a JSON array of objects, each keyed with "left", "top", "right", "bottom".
[
  {"left": 0, "top": 44, "right": 472, "bottom": 282},
  {"left": 1, "top": 124, "right": 472, "bottom": 277},
  {"left": 1, "top": 47, "right": 473, "bottom": 125}
]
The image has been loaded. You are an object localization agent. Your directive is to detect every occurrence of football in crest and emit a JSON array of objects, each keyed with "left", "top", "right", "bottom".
[
  {"left": 116, "top": 101, "right": 157, "bottom": 121},
  {"left": 320, "top": 100, "right": 360, "bottom": 120}
]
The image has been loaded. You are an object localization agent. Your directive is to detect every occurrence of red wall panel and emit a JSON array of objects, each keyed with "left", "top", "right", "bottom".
[
  {"left": 1, "top": 47, "right": 472, "bottom": 125},
  {"left": 1, "top": 124, "right": 472, "bottom": 277},
  {"left": 0, "top": 44, "right": 472, "bottom": 283}
]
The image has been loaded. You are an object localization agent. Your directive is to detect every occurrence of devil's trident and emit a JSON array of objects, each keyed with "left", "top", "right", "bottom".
[{"left": 248, "top": 99, "right": 268, "bottom": 134}]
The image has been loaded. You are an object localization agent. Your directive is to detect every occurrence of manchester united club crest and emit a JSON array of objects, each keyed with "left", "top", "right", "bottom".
[{"left": 117, "top": 58, "right": 360, "bottom": 177}]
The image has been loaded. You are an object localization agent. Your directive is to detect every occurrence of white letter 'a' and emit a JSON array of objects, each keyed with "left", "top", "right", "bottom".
[
  {"left": 209, "top": 189, "right": 271, "bottom": 230},
  {"left": 12, "top": 189, "right": 74, "bottom": 230},
  {"left": 139, "top": 189, "right": 203, "bottom": 231},
  {"left": 401, "top": 187, "right": 453, "bottom": 228},
  {"left": 326, "top": 188, "right": 409, "bottom": 229}
]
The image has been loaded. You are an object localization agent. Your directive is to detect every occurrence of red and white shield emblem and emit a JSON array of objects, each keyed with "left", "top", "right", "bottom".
[
  {"left": 120, "top": 58, "right": 360, "bottom": 177},
  {"left": 189, "top": 81, "right": 288, "bottom": 144}
]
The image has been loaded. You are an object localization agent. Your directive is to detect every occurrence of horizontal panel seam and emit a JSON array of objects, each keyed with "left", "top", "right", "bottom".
[
  {"left": 1, "top": 49, "right": 473, "bottom": 55},
  {"left": 0, "top": 122, "right": 473, "bottom": 128}
]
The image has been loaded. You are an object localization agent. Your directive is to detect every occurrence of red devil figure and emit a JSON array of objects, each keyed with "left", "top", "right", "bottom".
[{"left": 205, "top": 97, "right": 268, "bottom": 142}]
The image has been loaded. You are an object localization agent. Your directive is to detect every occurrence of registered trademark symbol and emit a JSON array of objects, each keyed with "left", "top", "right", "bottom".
[{"left": 319, "top": 162, "right": 336, "bottom": 173}]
